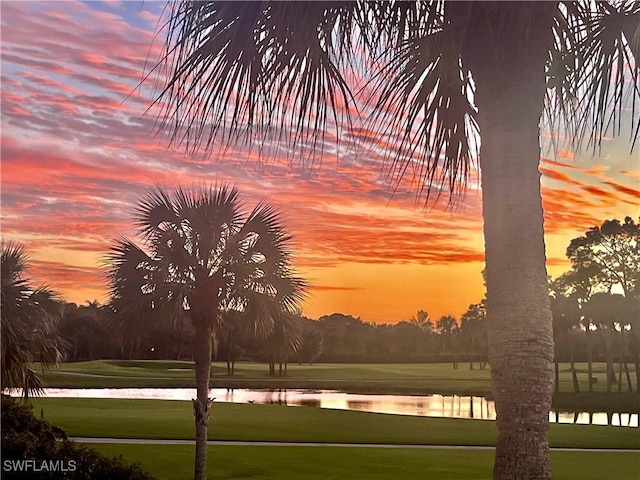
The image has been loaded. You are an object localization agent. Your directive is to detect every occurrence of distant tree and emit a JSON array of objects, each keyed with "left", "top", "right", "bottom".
[
  {"left": 626, "top": 295, "right": 640, "bottom": 391},
  {"left": 583, "top": 293, "right": 628, "bottom": 392},
  {"left": 549, "top": 277, "right": 582, "bottom": 393},
  {"left": 1, "top": 242, "right": 65, "bottom": 398},
  {"left": 460, "top": 302, "right": 488, "bottom": 370},
  {"left": 391, "top": 321, "right": 431, "bottom": 358},
  {"left": 567, "top": 217, "right": 640, "bottom": 297},
  {"left": 263, "top": 313, "right": 302, "bottom": 376},
  {"left": 436, "top": 315, "right": 460, "bottom": 367},
  {"left": 367, "top": 324, "right": 394, "bottom": 359},
  {"left": 565, "top": 217, "right": 640, "bottom": 391},
  {"left": 59, "top": 301, "right": 119, "bottom": 361},
  {"left": 218, "top": 311, "right": 243, "bottom": 376},
  {"left": 318, "top": 313, "right": 365, "bottom": 358},
  {"left": 105, "top": 185, "right": 306, "bottom": 480},
  {"left": 409, "top": 310, "right": 435, "bottom": 333},
  {"left": 297, "top": 330, "right": 323, "bottom": 365}
]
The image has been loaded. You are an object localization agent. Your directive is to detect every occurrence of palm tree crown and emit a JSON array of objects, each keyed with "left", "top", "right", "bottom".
[
  {"left": 1, "top": 241, "right": 64, "bottom": 397},
  {"left": 107, "top": 184, "right": 306, "bottom": 335},
  {"left": 152, "top": 1, "right": 639, "bottom": 201}
]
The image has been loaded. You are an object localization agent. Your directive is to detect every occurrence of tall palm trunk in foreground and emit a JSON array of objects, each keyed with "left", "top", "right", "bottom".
[{"left": 466, "top": 5, "right": 556, "bottom": 477}]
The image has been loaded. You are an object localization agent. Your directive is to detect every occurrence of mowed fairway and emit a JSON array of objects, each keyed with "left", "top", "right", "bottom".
[
  {"left": 30, "top": 398, "right": 640, "bottom": 449},
  {"left": 40, "top": 360, "right": 493, "bottom": 393},
  {"left": 87, "top": 444, "right": 640, "bottom": 480}
]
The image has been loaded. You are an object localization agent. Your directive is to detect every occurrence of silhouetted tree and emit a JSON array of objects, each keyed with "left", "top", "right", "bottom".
[
  {"left": 409, "top": 310, "right": 435, "bottom": 333},
  {"left": 59, "top": 301, "right": 120, "bottom": 361},
  {"left": 264, "top": 313, "right": 302, "bottom": 376},
  {"left": 1, "top": 242, "right": 65, "bottom": 398},
  {"left": 549, "top": 277, "right": 582, "bottom": 393},
  {"left": 460, "top": 302, "right": 488, "bottom": 370},
  {"left": 583, "top": 293, "right": 627, "bottom": 392},
  {"left": 567, "top": 217, "right": 640, "bottom": 297},
  {"left": 297, "top": 330, "right": 323, "bottom": 365},
  {"left": 106, "top": 185, "right": 306, "bottom": 480},
  {"left": 565, "top": 217, "right": 640, "bottom": 391}
]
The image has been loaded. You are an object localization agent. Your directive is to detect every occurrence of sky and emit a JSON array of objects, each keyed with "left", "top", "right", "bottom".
[{"left": 1, "top": 1, "right": 638, "bottom": 324}]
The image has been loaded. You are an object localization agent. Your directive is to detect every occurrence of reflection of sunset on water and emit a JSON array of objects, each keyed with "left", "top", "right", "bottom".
[{"left": 7, "top": 388, "right": 636, "bottom": 427}]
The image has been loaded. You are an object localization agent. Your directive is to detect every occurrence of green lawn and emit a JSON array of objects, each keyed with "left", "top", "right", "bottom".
[
  {"left": 37, "top": 360, "right": 640, "bottom": 411},
  {"left": 40, "top": 360, "right": 494, "bottom": 394},
  {"left": 89, "top": 444, "right": 640, "bottom": 480},
  {"left": 24, "top": 396, "right": 640, "bottom": 479},
  {"left": 30, "top": 398, "right": 640, "bottom": 449}
]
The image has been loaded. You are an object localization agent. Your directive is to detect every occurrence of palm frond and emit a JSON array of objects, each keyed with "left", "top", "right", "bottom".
[
  {"left": 135, "top": 185, "right": 178, "bottom": 240},
  {"left": 151, "top": 1, "right": 358, "bottom": 164},
  {"left": 151, "top": 1, "right": 476, "bottom": 205},
  {"left": 1, "top": 242, "right": 63, "bottom": 397},
  {"left": 365, "top": 24, "right": 478, "bottom": 206},
  {"left": 549, "top": 1, "right": 640, "bottom": 152}
]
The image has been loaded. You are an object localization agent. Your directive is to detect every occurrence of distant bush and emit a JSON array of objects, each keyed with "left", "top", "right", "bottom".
[{"left": 1, "top": 395, "right": 156, "bottom": 479}]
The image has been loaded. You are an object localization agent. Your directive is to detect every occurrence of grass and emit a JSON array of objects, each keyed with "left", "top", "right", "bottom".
[
  {"left": 89, "top": 444, "right": 640, "bottom": 480},
  {"left": 24, "top": 393, "right": 640, "bottom": 479},
  {"left": 39, "top": 360, "right": 494, "bottom": 393},
  {"left": 29, "top": 398, "right": 640, "bottom": 449},
  {"left": 40, "top": 359, "right": 636, "bottom": 393}
]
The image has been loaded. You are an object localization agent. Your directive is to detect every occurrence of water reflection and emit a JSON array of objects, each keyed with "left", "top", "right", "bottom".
[{"left": 6, "top": 388, "right": 637, "bottom": 427}]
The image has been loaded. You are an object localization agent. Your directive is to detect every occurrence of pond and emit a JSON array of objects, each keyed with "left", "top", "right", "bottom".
[{"left": 8, "top": 388, "right": 638, "bottom": 427}]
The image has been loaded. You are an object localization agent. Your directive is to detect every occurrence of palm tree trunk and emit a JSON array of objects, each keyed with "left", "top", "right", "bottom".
[
  {"left": 618, "top": 355, "right": 623, "bottom": 393},
  {"left": 605, "top": 343, "right": 615, "bottom": 393},
  {"left": 587, "top": 335, "right": 594, "bottom": 392},
  {"left": 623, "top": 361, "right": 632, "bottom": 392},
  {"left": 472, "top": 6, "right": 555, "bottom": 473},
  {"left": 480, "top": 120, "right": 555, "bottom": 479},
  {"left": 570, "top": 348, "right": 580, "bottom": 394},
  {"left": 193, "top": 324, "right": 213, "bottom": 480}
]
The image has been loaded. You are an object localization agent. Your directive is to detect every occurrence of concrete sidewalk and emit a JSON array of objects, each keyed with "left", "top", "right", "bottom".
[{"left": 69, "top": 437, "right": 640, "bottom": 453}]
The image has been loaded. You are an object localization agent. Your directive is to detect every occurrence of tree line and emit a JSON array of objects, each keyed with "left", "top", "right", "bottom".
[{"left": 3, "top": 216, "right": 637, "bottom": 390}]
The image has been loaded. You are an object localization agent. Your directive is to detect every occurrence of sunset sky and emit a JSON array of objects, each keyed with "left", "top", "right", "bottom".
[{"left": 1, "top": 1, "right": 638, "bottom": 324}]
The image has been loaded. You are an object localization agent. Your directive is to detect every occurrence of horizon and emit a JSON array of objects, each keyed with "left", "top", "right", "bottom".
[{"left": 1, "top": 1, "right": 639, "bottom": 324}]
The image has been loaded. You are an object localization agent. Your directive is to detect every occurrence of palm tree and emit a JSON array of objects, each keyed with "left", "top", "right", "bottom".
[
  {"left": 1, "top": 242, "right": 64, "bottom": 398},
  {"left": 264, "top": 312, "right": 302, "bottom": 376},
  {"left": 105, "top": 185, "right": 306, "bottom": 480},
  {"left": 149, "top": 2, "right": 639, "bottom": 478}
]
